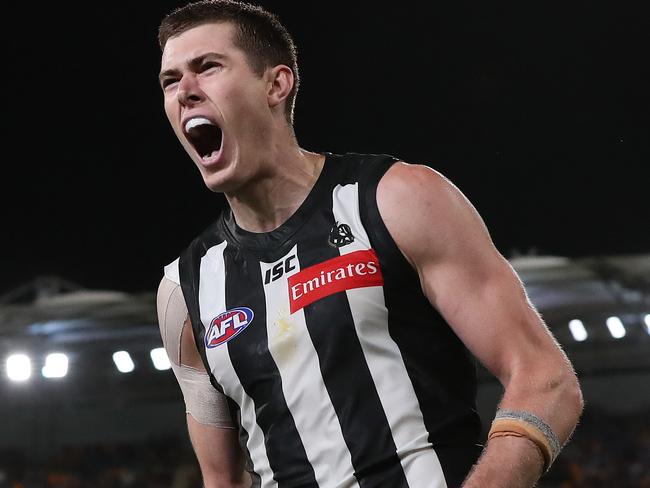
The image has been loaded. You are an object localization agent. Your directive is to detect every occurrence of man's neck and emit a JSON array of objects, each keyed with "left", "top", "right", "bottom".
[{"left": 225, "top": 143, "right": 326, "bottom": 233}]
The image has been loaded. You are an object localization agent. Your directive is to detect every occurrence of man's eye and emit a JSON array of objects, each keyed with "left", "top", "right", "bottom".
[
  {"left": 162, "top": 78, "right": 179, "bottom": 89},
  {"left": 201, "top": 62, "right": 222, "bottom": 72}
]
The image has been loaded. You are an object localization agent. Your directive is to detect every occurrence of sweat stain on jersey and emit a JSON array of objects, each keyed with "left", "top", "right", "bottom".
[{"left": 271, "top": 310, "right": 296, "bottom": 363}]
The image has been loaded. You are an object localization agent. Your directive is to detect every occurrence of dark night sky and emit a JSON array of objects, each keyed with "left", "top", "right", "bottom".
[{"left": 2, "top": 2, "right": 648, "bottom": 295}]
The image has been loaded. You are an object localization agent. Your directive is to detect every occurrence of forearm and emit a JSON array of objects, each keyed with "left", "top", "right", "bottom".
[
  {"left": 464, "top": 367, "right": 582, "bottom": 487},
  {"left": 462, "top": 435, "right": 543, "bottom": 488},
  {"left": 187, "top": 415, "right": 250, "bottom": 488},
  {"left": 498, "top": 362, "right": 583, "bottom": 446}
]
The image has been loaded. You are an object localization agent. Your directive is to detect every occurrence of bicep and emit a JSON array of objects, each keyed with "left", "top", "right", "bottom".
[{"left": 378, "top": 163, "right": 567, "bottom": 383}]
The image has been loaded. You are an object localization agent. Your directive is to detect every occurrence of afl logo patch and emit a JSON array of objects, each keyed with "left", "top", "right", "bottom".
[{"left": 205, "top": 307, "right": 254, "bottom": 349}]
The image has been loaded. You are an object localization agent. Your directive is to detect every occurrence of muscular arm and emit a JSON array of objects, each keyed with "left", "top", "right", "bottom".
[
  {"left": 377, "top": 163, "right": 583, "bottom": 487},
  {"left": 157, "top": 276, "right": 250, "bottom": 488}
]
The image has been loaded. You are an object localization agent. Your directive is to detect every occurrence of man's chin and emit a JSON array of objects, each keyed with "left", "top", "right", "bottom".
[{"left": 201, "top": 171, "right": 240, "bottom": 194}]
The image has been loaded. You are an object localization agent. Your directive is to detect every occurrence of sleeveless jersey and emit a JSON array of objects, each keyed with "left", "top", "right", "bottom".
[{"left": 165, "top": 153, "right": 482, "bottom": 488}]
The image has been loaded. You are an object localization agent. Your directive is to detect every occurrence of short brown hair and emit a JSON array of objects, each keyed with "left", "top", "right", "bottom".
[{"left": 159, "top": 0, "right": 299, "bottom": 125}]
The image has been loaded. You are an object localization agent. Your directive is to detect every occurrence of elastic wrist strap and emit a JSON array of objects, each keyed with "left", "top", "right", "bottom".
[{"left": 488, "top": 410, "right": 560, "bottom": 472}]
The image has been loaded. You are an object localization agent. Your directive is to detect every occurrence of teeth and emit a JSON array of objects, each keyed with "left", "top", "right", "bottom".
[
  {"left": 202, "top": 150, "right": 219, "bottom": 161},
  {"left": 185, "top": 117, "right": 214, "bottom": 133}
]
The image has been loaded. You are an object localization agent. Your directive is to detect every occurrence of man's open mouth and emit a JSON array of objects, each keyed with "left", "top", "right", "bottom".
[{"left": 184, "top": 117, "right": 223, "bottom": 161}]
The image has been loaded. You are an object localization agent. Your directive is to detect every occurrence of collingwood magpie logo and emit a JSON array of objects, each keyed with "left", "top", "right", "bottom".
[{"left": 328, "top": 221, "right": 354, "bottom": 247}]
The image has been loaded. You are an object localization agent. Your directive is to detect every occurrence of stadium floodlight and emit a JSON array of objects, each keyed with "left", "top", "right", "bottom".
[
  {"left": 605, "top": 316, "right": 626, "bottom": 339},
  {"left": 42, "top": 353, "right": 69, "bottom": 379},
  {"left": 568, "top": 319, "right": 588, "bottom": 342},
  {"left": 150, "top": 348, "right": 171, "bottom": 371},
  {"left": 112, "top": 351, "right": 135, "bottom": 373},
  {"left": 644, "top": 314, "right": 650, "bottom": 335},
  {"left": 7, "top": 354, "right": 31, "bottom": 382}
]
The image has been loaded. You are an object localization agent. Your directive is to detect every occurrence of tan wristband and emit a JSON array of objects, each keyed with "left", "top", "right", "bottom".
[{"left": 488, "top": 410, "right": 560, "bottom": 472}]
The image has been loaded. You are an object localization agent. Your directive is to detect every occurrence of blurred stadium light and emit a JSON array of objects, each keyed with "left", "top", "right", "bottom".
[
  {"left": 568, "top": 319, "right": 588, "bottom": 342},
  {"left": 42, "top": 353, "right": 68, "bottom": 379},
  {"left": 606, "top": 316, "right": 626, "bottom": 339},
  {"left": 112, "top": 351, "right": 135, "bottom": 373},
  {"left": 7, "top": 354, "right": 31, "bottom": 382},
  {"left": 150, "top": 348, "right": 171, "bottom": 371}
]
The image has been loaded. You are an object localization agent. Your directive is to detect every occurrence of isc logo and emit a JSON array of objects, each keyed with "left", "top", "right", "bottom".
[
  {"left": 205, "top": 307, "right": 254, "bottom": 349},
  {"left": 264, "top": 255, "right": 296, "bottom": 284}
]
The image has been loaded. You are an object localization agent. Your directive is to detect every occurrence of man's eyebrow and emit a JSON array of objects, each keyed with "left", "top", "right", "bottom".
[{"left": 159, "top": 52, "right": 228, "bottom": 83}]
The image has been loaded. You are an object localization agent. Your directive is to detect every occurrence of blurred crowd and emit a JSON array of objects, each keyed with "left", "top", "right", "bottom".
[
  {"left": 0, "top": 438, "right": 201, "bottom": 488},
  {"left": 0, "top": 408, "right": 647, "bottom": 488},
  {"left": 541, "top": 409, "right": 649, "bottom": 488}
]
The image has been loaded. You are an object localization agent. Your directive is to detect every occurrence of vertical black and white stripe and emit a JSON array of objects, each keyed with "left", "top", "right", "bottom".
[{"left": 169, "top": 153, "right": 481, "bottom": 487}]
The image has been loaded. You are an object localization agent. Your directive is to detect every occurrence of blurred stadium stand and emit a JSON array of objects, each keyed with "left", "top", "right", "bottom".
[{"left": 1, "top": 254, "right": 649, "bottom": 487}]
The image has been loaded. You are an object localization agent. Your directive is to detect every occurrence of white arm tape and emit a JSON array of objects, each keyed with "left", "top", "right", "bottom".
[
  {"left": 157, "top": 274, "right": 234, "bottom": 429},
  {"left": 170, "top": 361, "right": 235, "bottom": 429}
]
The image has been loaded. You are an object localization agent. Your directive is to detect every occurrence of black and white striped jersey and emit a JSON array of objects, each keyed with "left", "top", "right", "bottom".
[{"left": 164, "top": 153, "right": 482, "bottom": 488}]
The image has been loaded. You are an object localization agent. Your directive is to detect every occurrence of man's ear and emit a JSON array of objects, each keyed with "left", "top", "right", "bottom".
[{"left": 267, "top": 65, "right": 294, "bottom": 109}]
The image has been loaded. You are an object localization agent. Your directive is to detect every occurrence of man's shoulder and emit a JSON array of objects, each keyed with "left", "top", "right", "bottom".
[
  {"left": 376, "top": 161, "right": 489, "bottom": 265},
  {"left": 378, "top": 161, "right": 452, "bottom": 196},
  {"left": 379, "top": 161, "right": 475, "bottom": 226}
]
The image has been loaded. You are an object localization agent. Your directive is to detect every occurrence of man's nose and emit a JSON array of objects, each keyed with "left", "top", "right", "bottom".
[{"left": 177, "top": 74, "right": 205, "bottom": 107}]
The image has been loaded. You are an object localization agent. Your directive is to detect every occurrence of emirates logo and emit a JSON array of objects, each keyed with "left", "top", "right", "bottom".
[{"left": 287, "top": 249, "right": 384, "bottom": 313}]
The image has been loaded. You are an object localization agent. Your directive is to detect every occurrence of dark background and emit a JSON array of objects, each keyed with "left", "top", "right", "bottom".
[{"left": 3, "top": 1, "right": 648, "bottom": 295}]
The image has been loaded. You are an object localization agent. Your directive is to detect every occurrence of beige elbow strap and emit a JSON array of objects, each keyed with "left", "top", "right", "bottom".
[
  {"left": 488, "top": 409, "right": 560, "bottom": 472},
  {"left": 171, "top": 361, "right": 235, "bottom": 429}
]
